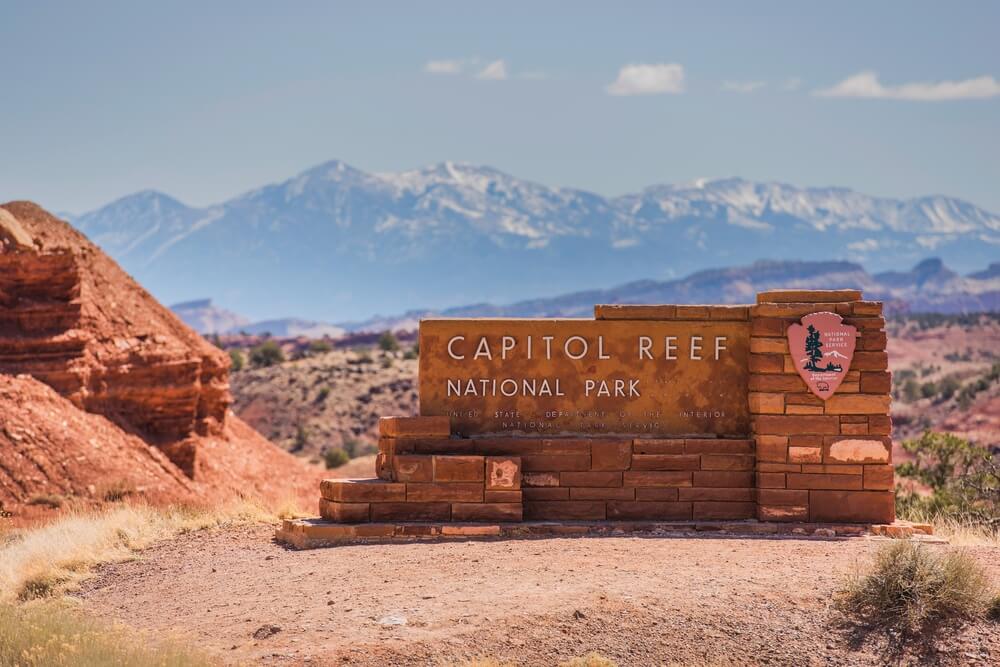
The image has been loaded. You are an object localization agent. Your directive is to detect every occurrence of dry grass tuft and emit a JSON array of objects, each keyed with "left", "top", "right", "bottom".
[
  {"left": 836, "top": 541, "right": 994, "bottom": 636},
  {"left": 0, "top": 600, "right": 217, "bottom": 666},
  {"left": 560, "top": 654, "right": 618, "bottom": 667},
  {"left": 988, "top": 595, "right": 1000, "bottom": 622},
  {"left": 0, "top": 499, "right": 300, "bottom": 603}
]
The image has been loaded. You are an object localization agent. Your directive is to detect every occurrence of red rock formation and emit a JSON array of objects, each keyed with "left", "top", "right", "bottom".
[{"left": 0, "top": 202, "right": 321, "bottom": 511}]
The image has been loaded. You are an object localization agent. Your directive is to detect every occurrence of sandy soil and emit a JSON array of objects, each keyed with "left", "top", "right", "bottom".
[{"left": 75, "top": 526, "right": 999, "bottom": 666}]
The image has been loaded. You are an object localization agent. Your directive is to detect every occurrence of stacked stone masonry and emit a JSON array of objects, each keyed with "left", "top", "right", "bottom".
[{"left": 319, "top": 289, "right": 893, "bottom": 527}]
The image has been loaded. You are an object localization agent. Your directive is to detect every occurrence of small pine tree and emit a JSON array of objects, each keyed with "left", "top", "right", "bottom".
[
  {"left": 804, "top": 325, "right": 823, "bottom": 370},
  {"left": 229, "top": 348, "right": 245, "bottom": 372}
]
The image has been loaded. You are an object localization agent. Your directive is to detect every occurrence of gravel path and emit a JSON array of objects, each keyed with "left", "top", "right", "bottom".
[{"left": 75, "top": 525, "right": 999, "bottom": 666}]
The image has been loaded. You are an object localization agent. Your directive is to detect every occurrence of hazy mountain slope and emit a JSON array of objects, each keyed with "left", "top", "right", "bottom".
[{"left": 74, "top": 161, "right": 1000, "bottom": 321}]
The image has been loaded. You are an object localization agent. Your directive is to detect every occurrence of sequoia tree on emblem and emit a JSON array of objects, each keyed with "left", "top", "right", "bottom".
[{"left": 786, "top": 312, "right": 858, "bottom": 400}]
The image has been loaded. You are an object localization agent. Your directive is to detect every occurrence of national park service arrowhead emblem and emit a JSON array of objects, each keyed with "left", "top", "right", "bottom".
[{"left": 787, "top": 312, "right": 857, "bottom": 400}]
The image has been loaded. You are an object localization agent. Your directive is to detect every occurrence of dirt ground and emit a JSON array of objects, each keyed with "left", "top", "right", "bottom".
[{"left": 74, "top": 526, "right": 999, "bottom": 666}]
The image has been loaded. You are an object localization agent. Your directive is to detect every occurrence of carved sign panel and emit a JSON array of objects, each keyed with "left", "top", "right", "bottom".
[
  {"left": 787, "top": 312, "right": 858, "bottom": 400},
  {"left": 418, "top": 319, "right": 750, "bottom": 437}
]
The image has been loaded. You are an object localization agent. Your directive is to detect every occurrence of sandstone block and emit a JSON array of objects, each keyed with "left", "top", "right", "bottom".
[
  {"left": 632, "top": 438, "right": 685, "bottom": 454},
  {"left": 406, "top": 482, "right": 484, "bottom": 503},
  {"left": 788, "top": 446, "right": 821, "bottom": 464},
  {"left": 318, "top": 498, "right": 370, "bottom": 523},
  {"left": 824, "top": 438, "right": 890, "bottom": 464},
  {"left": 758, "top": 505, "right": 808, "bottom": 522},
  {"left": 867, "top": 415, "right": 892, "bottom": 436},
  {"left": 756, "top": 472, "right": 786, "bottom": 488},
  {"left": 370, "top": 502, "right": 451, "bottom": 522},
  {"left": 800, "top": 464, "right": 863, "bottom": 475},
  {"left": 809, "top": 490, "right": 894, "bottom": 523},
  {"left": 560, "top": 471, "right": 622, "bottom": 487},
  {"left": 320, "top": 479, "right": 405, "bottom": 503},
  {"left": 749, "top": 392, "right": 785, "bottom": 414},
  {"left": 634, "top": 487, "right": 680, "bottom": 501},
  {"left": 376, "top": 453, "right": 392, "bottom": 480},
  {"left": 700, "top": 454, "right": 754, "bottom": 471},
  {"left": 852, "top": 351, "right": 889, "bottom": 371},
  {"left": 693, "top": 471, "right": 753, "bottom": 488},
  {"left": 522, "top": 487, "right": 570, "bottom": 501},
  {"left": 485, "top": 456, "right": 521, "bottom": 490},
  {"left": 863, "top": 464, "right": 894, "bottom": 490},
  {"left": 540, "top": 439, "right": 591, "bottom": 453},
  {"left": 441, "top": 525, "right": 501, "bottom": 536},
  {"left": 786, "top": 405, "right": 824, "bottom": 415},
  {"left": 470, "top": 438, "right": 542, "bottom": 455},
  {"left": 786, "top": 393, "right": 824, "bottom": 406},
  {"left": 452, "top": 503, "right": 522, "bottom": 522},
  {"left": 524, "top": 500, "right": 606, "bottom": 520},
  {"left": 623, "top": 471, "right": 693, "bottom": 487},
  {"left": 852, "top": 301, "right": 883, "bottom": 316},
  {"left": 786, "top": 473, "right": 862, "bottom": 490},
  {"left": 433, "top": 455, "right": 485, "bottom": 482},
  {"left": 678, "top": 487, "right": 753, "bottom": 502},
  {"left": 749, "top": 354, "right": 784, "bottom": 373},
  {"left": 693, "top": 501, "right": 755, "bottom": 520},
  {"left": 859, "top": 372, "right": 892, "bottom": 394},
  {"left": 859, "top": 330, "right": 888, "bottom": 351},
  {"left": 485, "top": 489, "right": 522, "bottom": 503},
  {"left": 674, "top": 305, "right": 711, "bottom": 319},
  {"left": 606, "top": 501, "right": 692, "bottom": 520},
  {"left": 756, "top": 289, "right": 861, "bottom": 304},
  {"left": 840, "top": 422, "right": 869, "bottom": 435},
  {"left": 754, "top": 415, "right": 840, "bottom": 435},
  {"left": 392, "top": 455, "right": 434, "bottom": 482},
  {"left": 379, "top": 416, "right": 450, "bottom": 438},
  {"left": 630, "top": 454, "right": 701, "bottom": 471},
  {"left": 591, "top": 440, "right": 632, "bottom": 470},
  {"left": 684, "top": 439, "right": 754, "bottom": 454},
  {"left": 824, "top": 394, "right": 891, "bottom": 415},
  {"left": 750, "top": 317, "right": 788, "bottom": 337},
  {"left": 756, "top": 436, "right": 788, "bottom": 463},
  {"left": 570, "top": 487, "right": 636, "bottom": 500},
  {"left": 594, "top": 304, "right": 676, "bottom": 320},
  {"left": 749, "top": 374, "right": 805, "bottom": 392},
  {"left": 709, "top": 305, "right": 749, "bottom": 320},
  {"left": 843, "top": 316, "right": 885, "bottom": 330},
  {"left": 521, "top": 454, "right": 590, "bottom": 472},
  {"left": 756, "top": 488, "right": 809, "bottom": 505},
  {"left": 522, "top": 472, "right": 560, "bottom": 487},
  {"left": 756, "top": 463, "right": 801, "bottom": 472}
]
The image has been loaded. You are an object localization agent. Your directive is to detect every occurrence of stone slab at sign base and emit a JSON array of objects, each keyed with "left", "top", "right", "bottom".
[{"left": 278, "top": 289, "right": 898, "bottom": 547}]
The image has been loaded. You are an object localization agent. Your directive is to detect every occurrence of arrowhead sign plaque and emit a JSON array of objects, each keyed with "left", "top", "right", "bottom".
[{"left": 787, "top": 312, "right": 857, "bottom": 400}]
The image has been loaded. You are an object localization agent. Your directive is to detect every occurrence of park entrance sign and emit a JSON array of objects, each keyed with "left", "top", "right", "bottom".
[
  {"left": 278, "top": 289, "right": 900, "bottom": 548},
  {"left": 418, "top": 318, "right": 750, "bottom": 437}
]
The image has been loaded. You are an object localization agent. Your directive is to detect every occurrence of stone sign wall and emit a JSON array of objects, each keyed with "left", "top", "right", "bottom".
[{"left": 313, "top": 289, "right": 894, "bottom": 532}]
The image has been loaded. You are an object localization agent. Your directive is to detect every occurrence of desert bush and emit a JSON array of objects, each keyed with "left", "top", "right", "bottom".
[
  {"left": 403, "top": 347, "right": 418, "bottom": 360},
  {"left": 291, "top": 425, "right": 309, "bottom": 453},
  {"left": 0, "top": 601, "right": 216, "bottom": 666},
  {"left": 249, "top": 340, "right": 284, "bottom": 367},
  {"left": 323, "top": 448, "right": 350, "bottom": 469},
  {"left": 895, "top": 431, "right": 999, "bottom": 532},
  {"left": 100, "top": 479, "right": 136, "bottom": 503},
  {"left": 378, "top": 330, "right": 400, "bottom": 352},
  {"left": 316, "top": 386, "right": 331, "bottom": 402},
  {"left": 308, "top": 339, "right": 333, "bottom": 354},
  {"left": 228, "top": 348, "right": 244, "bottom": 371},
  {"left": 836, "top": 541, "right": 993, "bottom": 635},
  {"left": 989, "top": 595, "right": 1000, "bottom": 622},
  {"left": 560, "top": 654, "right": 617, "bottom": 667},
  {"left": 381, "top": 357, "right": 394, "bottom": 369}
]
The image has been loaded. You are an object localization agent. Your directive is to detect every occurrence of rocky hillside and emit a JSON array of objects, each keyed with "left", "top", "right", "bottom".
[
  {"left": 0, "top": 202, "right": 322, "bottom": 512},
  {"left": 72, "top": 161, "right": 1000, "bottom": 322}
]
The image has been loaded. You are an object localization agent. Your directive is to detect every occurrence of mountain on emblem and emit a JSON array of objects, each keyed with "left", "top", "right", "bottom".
[{"left": 787, "top": 312, "right": 858, "bottom": 400}]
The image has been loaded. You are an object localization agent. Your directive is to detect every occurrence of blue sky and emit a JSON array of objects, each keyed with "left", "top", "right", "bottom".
[{"left": 1, "top": 1, "right": 998, "bottom": 214}]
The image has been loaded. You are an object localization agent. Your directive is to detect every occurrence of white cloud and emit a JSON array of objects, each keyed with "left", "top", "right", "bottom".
[
  {"left": 847, "top": 238, "right": 880, "bottom": 252},
  {"left": 722, "top": 80, "right": 765, "bottom": 94},
  {"left": 476, "top": 60, "right": 508, "bottom": 81},
  {"left": 782, "top": 77, "right": 802, "bottom": 91},
  {"left": 815, "top": 71, "right": 1000, "bottom": 101},
  {"left": 424, "top": 59, "right": 464, "bottom": 75},
  {"left": 606, "top": 63, "right": 685, "bottom": 96}
]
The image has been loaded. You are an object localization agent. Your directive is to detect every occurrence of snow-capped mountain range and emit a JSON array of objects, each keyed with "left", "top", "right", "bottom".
[{"left": 70, "top": 160, "right": 1000, "bottom": 321}]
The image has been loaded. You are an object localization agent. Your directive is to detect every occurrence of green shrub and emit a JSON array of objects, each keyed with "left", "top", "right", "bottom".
[
  {"left": 403, "top": 347, "right": 418, "bottom": 360},
  {"left": 381, "top": 357, "right": 394, "bottom": 369},
  {"left": 378, "top": 331, "right": 400, "bottom": 352},
  {"left": 228, "top": 348, "right": 244, "bottom": 372},
  {"left": 308, "top": 339, "right": 333, "bottom": 354},
  {"left": 249, "top": 340, "right": 284, "bottom": 367},
  {"left": 323, "top": 448, "right": 350, "bottom": 469},
  {"left": 896, "top": 431, "right": 999, "bottom": 530},
  {"left": 836, "top": 541, "right": 993, "bottom": 635},
  {"left": 316, "top": 386, "right": 330, "bottom": 402}
]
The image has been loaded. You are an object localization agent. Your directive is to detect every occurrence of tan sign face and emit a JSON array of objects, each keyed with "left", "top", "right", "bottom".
[
  {"left": 418, "top": 319, "right": 750, "bottom": 437},
  {"left": 787, "top": 312, "right": 857, "bottom": 400}
]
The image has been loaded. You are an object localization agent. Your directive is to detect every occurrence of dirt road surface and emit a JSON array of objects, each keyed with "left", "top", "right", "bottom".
[{"left": 75, "top": 526, "right": 999, "bottom": 666}]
